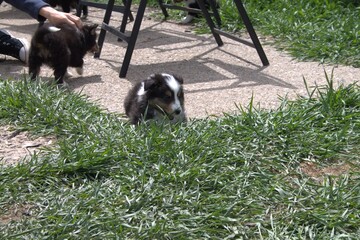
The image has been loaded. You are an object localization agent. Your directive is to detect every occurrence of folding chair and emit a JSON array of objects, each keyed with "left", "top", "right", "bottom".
[
  {"left": 158, "top": 0, "right": 222, "bottom": 27},
  {"left": 158, "top": 0, "right": 269, "bottom": 66},
  {"left": 95, "top": 0, "right": 269, "bottom": 78},
  {"left": 76, "top": 0, "right": 134, "bottom": 22}
]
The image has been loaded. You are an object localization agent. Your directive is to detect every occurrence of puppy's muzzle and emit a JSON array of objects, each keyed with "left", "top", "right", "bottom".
[
  {"left": 174, "top": 108, "right": 182, "bottom": 115},
  {"left": 168, "top": 108, "right": 183, "bottom": 120}
]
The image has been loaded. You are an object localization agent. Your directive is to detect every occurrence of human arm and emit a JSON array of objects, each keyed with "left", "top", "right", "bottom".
[
  {"left": 4, "top": 0, "right": 82, "bottom": 28},
  {"left": 4, "top": 0, "right": 49, "bottom": 21},
  {"left": 39, "top": 6, "right": 82, "bottom": 28}
]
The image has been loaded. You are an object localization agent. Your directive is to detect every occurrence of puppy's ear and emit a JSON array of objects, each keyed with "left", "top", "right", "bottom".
[
  {"left": 144, "top": 78, "right": 156, "bottom": 91},
  {"left": 173, "top": 75, "right": 184, "bottom": 84},
  {"left": 144, "top": 74, "right": 161, "bottom": 90}
]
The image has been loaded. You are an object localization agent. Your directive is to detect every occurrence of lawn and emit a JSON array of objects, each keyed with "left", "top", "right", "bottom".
[
  {"left": 1, "top": 0, "right": 360, "bottom": 239},
  {"left": 1, "top": 73, "right": 359, "bottom": 238}
]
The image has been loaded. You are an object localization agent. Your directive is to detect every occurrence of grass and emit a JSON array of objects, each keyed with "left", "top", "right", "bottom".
[
  {"left": 234, "top": 0, "right": 360, "bottom": 67},
  {"left": 1, "top": 73, "right": 359, "bottom": 238},
  {"left": 0, "top": 0, "right": 359, "bottom": 238}
]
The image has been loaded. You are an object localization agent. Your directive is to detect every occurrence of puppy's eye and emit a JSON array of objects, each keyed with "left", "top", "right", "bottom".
[{"left": 162, "top": 95, "right": 172, "bottom": 101}]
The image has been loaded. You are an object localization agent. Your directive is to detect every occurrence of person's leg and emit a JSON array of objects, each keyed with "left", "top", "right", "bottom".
[{"left": 0, "top": 29, "right": 29, "bottom": 63}]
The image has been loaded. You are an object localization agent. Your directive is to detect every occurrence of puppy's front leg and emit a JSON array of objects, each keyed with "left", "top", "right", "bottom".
[{"left": 71, "top": 58, "right": 84, "bottom": 75}]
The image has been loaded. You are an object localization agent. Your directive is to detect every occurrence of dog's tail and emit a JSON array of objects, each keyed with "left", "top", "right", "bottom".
[{"left": 31, "top": 24, "right": 62, "bottom": 46}]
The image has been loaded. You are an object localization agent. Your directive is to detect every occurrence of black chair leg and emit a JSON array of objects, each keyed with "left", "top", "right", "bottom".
[
  {"left": 233, "top": 0, "right": 269, "bottom": 66},
  {"left": 119, "top": 0, "right": 148, "bottom": 77},
  {"left": 118, "top": 0, "right": 133, "bottom": 41},
  {"left": 95, "top": 0, "right": 115, "bottom": 58},
  {"left": 197, "top": 0, "right": 223, "bottom": 46},
  {"left": 123, "top": 0, "right": 134, "bottom": 22},
  {"left": 158, "top": 0, "right": 170, "bottom": 18},
  {"left": 208, "top": 0, "right": 221, "bottom": 27}
]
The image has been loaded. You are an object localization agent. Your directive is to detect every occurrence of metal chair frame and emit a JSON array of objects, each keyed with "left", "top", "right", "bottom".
[{"left": 91, "top": 0, "right": 269, "bottom": 78}]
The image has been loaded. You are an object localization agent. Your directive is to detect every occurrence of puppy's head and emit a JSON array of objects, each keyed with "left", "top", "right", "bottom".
[
  {"left": 144, "top": 73, "right": 186, "bottom": 123},
  {"left": 82, "top": 24, "right": 99, "bottom": 53}
]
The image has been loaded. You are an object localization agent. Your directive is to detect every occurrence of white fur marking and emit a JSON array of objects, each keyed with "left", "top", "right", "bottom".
[
  {"left": 64, "top": 71, "right": 73, "bottom": 78},
  {"left": 137, "top": 82, "right": 145, "bottom": 96},
  {"left": 137, "top": 82, "right": 145, "bottom": 102},
  {"left": 48, "top": 26, "right": 61, "bottom": 32},
  {"left": 162, "top": 73, "right": 182, "bottom": 113}
]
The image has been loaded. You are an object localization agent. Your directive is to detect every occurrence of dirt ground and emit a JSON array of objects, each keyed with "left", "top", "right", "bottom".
[
  {"left": 0, "top": 125, "right": 55, "bottom": 166},
  {"left": 1, "top": 3, "right": 360, "bottom": 164}
]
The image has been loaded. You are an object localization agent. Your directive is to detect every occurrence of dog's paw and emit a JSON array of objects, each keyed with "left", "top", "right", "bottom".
[
  {"left": 64, "top": 71, "right": 73, "bottom": 78},
  {"left": 56, "top": 80, "right": 69, "bottom": 89},
  {"left": 76, "top": 67, "right": 84, "bottom": 75}
]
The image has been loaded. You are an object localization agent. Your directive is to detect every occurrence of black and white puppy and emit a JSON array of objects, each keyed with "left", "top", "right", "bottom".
[
  {"left": 29, "top": 23, "right": 98, "bottom": 84},
  {"left": 124, "top": 73, "right": 186, "bottom": 125}
]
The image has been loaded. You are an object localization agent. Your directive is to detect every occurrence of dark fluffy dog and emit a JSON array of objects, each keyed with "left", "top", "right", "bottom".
[
  {"left": 124, "top": 73, "right": 186, "bottom": 124},
  {"left": 28, "top": 23, "right": 98, "bottom": 84}
]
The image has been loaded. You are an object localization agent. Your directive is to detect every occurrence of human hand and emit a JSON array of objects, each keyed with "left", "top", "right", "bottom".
[{"left": 39, "top": 6, "right": 83, "bottom": 28}]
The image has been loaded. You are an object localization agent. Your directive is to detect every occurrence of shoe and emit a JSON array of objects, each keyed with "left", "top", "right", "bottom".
[
  {"left": 180, "top": 14, "right": 195, "bottom": 24},
  {"left": 0, "top": 29, "right": 29, "bottom": 64}
]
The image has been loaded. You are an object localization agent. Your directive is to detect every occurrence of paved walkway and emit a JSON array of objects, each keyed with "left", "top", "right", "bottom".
[{"left": 1, "top": 3, "right": 359, "bottom": 118}]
